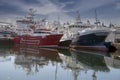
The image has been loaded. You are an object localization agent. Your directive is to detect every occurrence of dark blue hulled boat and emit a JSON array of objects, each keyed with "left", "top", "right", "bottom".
[{"left": 70, "top": 27, "right": 116, "bottom": 52}]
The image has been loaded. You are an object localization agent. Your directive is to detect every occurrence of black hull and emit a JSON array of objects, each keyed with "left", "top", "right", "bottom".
[
  {"left": 71, "top": 32, "right": 108, "bottom": 46},
  {"left": 71, "top": 32, "right": 111, "bottom": 51}
]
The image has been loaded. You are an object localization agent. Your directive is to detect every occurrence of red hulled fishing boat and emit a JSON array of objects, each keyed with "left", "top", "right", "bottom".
[{"left": 14, "top": 9, "right": 63, "bottom": 48}]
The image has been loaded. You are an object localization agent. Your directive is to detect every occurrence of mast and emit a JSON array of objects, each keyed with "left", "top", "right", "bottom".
[
  {"left": 57, "top": 16, "right": 61, "bottom": 27},
  {"left": 94, "top": 10, "right": 100, "bottom": 26},
  {"left": 95, "top": 10, "right": 98, "bottom": 24},
  {"left": 27, "top": 8, "right": 36, "bottom": 21},
  {"left": 76, "top": 11, "right": 82, "bottom": 25}
]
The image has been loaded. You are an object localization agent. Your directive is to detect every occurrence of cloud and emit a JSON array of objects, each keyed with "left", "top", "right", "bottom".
[
  {"left": 5, "top": 0, "right": 62, "bottom": 15},
  {"left": 0, "top": 0, "right": 118, "bottom": 14},
  {"left": 116, "top": 2, "right": 120, "bottom": 9},
  {"left": 0, "top": 0, "right": 73, "bottom": 24},
  {"left": 0, "top": 14, "right": 20, "bottom": 25},
  {"left": 0, "top": 0, "right": 120, "bottom": 25},
  {"left": 0, "top": 0, "right": 117, "bottom": 15},
  {"left": 60, "top": 0, "right": 117, "bottom": 12},
  {"left": 0, "top": 0, "right": 73, "bottom": 15}
]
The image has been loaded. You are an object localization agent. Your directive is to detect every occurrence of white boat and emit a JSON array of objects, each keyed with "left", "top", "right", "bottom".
[
  {"left": 115, "top": 27, "right": 120, "bottom": 43},
  {"left": 0, "top": 22, "right": 15, "bottom": 39},
  {"left": 66, "top": 11, "right": 94, "bottom": 39},
  {"left": 58, "top": 11, "right": 93, "bottom": 47}
]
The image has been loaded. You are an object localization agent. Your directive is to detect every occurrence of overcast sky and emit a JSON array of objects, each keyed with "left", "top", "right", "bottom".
[{"left": 0, "top": 0, "right": 120, "bottom": 25}]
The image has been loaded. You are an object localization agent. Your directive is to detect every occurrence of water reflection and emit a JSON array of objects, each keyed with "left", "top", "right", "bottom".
[
  {"left": 0, "top": 45, "right": 120, "bottom": 80},
  {"left": 13, "top": 45, "right": 62, "bottom": 75},
  {"left": 0, "top": 45, "right": 13, "bottom": 62},
  {"left": 58, "top": 49, "right": 110, "bottom": 80},
  {"left": 104, "top": 50, "right": 120, "bottom": 68}
]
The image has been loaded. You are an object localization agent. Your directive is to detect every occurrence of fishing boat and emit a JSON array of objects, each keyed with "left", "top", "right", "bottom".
[
  {"left": 70, "top": 26, "right": 115, "bottom": 52},
  {"left": 70, "top": 10, "right": 117, "bottom": 52},
  {"left": 14, "top": 9, "right": 63, "bottom": 48},
  {"left": 115, "top": 27, "right": 120, "bottom": 43},
  {"left": 58, "top": 24, "right": 72, "bottom": 47},
  {"left": 0, "top": 22, "right": 16, "bottom": 44},
  {"left": 58, "top": 11, "right": 93, "bottom": 47},
  {"left": 0, "top": 22, "right": 16, "bottom": 39}
]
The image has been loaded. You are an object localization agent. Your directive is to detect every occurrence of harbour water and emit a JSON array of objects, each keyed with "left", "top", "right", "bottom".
[{"left": 0, "top": 44, "right": 120, "bottom": 80}]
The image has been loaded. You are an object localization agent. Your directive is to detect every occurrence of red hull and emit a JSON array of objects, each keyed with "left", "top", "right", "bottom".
[{"left": 14, "top": 34, "right": 63, "bottom": 47}]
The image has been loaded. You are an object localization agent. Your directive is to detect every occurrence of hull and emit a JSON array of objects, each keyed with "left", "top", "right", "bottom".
[
  {"left": 58, "top": 40, "right": 72, "bottom": 47},
  {"left": 71, "top": 31, "right": 110, "bottom": 51},
  {"left": 14, "top": 34, "right": 63, "bottom": 47}
]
